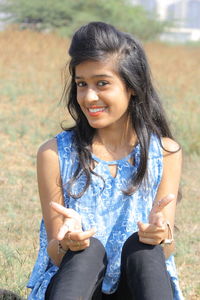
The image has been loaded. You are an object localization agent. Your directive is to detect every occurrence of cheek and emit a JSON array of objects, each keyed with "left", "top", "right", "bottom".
[
  {"left": 117, "top": 92, "right": 131, "bottom": 107},
  {"left": 76, "top": 91, "right": 83, "bottom": 106},
  {"left": 76, "top": 98, "right": 81, "bottom": 106}
]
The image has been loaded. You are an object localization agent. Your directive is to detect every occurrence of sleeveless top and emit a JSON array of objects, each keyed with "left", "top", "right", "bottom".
[{"left": 27, "top": 130, "right": 184, "bottom": 300}]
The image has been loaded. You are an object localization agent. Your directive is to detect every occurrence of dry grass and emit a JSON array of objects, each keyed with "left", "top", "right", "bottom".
[
  {"left": 145, "top": 42, "right": 200, "bottom": 154},
  {"left": 0, "top": 29, "right": 199, "bottom": 299}
]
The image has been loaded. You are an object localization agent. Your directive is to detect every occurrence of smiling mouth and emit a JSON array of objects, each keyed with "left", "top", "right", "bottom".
[
  {"left": 87, "top": 105, "right": 107, "bottom": 117},
  {"left": 88, "top": 107, "right": 106, "bottom": 113}
]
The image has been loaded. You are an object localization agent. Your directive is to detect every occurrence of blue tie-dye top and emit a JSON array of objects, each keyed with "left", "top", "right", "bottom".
[{"left": 27, "top": 130, "right": 184, "bottom": 300}]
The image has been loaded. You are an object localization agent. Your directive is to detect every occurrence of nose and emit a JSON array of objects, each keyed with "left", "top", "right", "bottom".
[{"left": 84, "top": 88, "right": 99, "bottom": 101}]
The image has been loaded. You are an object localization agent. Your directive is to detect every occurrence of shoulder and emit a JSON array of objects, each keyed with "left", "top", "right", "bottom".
[
  {"left": 37, "top": 138, "right": 58, "bottom": 167},
  {"left": 36, "top": 138, "right": 61, "bottom": 187},
  {"left": 37, "top": 138, "right": 57, "bottom": 156},
  {"left": 160, "top": 137, "right": 182, "bottom": 174},
  {"left": 38, "top": 138, "right": 57, "bottom": 152},
  {"left": 37, "top": 130, "right": 74, "bottom": 158},
  {"left": 161, "top": 137, "right": 182, "bottom": 157}
]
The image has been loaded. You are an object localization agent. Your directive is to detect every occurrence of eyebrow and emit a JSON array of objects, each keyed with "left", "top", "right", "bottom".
[{"left": 75, "top": 74, "right": 113, "bottom": 79}]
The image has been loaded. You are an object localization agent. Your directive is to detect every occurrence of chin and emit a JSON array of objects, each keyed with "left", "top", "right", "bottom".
[{"left": 88, "top": 121, "right": 108, "bottom": 129}]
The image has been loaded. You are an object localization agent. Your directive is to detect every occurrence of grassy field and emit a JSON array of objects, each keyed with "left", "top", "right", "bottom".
[{"left": 0, "top": 29, "right": 200, "bottom": 299}]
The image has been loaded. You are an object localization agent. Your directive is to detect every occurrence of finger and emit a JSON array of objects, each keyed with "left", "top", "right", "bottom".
[
  {"left": 50, "top": 202, "right": 76, "bottom": 218},
  {"left": 68, "top": 228, "right": 96, "bottom": 241},
  {"left": 65, "top": 235, "right": 91, "bottom": 251},
  {"left": 138, "top": 221, "right": 166, "bottom": 233},
  {"left": 139, "top": 233, "right": 164, "bottom": 242},
  {"left": 69, "top": 240, "right": 90, "bottom": 251},
  {"left": 139, "top": 236, "right": 161, "bottom": 245},
  {"left": 149, "top": 212, "right": 166, "bottom": 227},
  {"left": 57, "top": 222, "right": 70, "bottom": 240},
  {"left": 138, "top": 227, "right": 165, "bottom": 240},
  {"left": 71, "top": 239, "right": 90, "bottom": 248},
  {"left": 57, "top": 217, "right": 83, "bottom": 240},
  {"left": 152, "top": 194, "right": 175, "bottom": 213},
  {"left": 137, "top": 221, "right": 158, "bottom": 233},
  {"left": 49, "top": 201, "right": 81, "bottom": 221},
  {"left": 152, "top": 213, "right": 166, "bottom": 227}
]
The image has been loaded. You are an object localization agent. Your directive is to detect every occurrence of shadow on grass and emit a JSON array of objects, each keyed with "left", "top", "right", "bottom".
[{"left": 0, "top": 289, "right": 25, "bottom": 300}]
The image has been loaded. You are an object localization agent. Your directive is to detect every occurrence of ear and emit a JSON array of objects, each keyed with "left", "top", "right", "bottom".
[
  {"left": 128, "top": 89, "right": 135, "bottom": 98},
  {"left": 131, "top": 89, "right": 135, "bottom": 96}
]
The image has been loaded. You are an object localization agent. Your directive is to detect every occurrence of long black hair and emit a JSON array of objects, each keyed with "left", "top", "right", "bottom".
[{"left": 61, "top": 21, "right": 174, "bottom": 198}]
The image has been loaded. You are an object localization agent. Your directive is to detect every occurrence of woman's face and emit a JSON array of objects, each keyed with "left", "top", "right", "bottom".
[{"left": 75, "top": 59, "right": 132, "bottom": 131}]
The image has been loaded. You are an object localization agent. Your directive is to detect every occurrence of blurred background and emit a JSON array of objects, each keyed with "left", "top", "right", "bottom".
[{"left": 0, "top": 0, "right": 199, "bottom": 299}]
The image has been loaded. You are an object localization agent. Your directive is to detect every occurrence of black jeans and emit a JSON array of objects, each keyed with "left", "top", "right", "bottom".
[{"left": 45, "top": 233, "right": 173, "bottom": 300}]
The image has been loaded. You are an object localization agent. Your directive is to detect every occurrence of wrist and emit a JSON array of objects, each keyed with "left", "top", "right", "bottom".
[
  {"left": 57, "top": 240, "right": 68, "bottom": 254},
  {"left": 161, "top": 221, "right": 174, "bottom": 245},
  {"left": 160, "top": 221, "right": 175, "bottom": 259},
  {"left": 47, "top": 239, "right": 68, "bottom": 267}
]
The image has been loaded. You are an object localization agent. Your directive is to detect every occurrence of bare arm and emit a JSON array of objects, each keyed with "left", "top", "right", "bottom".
[
  {"left": 37, "top": 138, "right": 66, "bottom": 265},
  {"left": 37, "top": 138, "right": 95, "bottom": 266},
  {"left": 152, "top": 137, "right": 182, "bottom": 229},
  {"left": 138, "top": 137, "right": 182, "bottom": 245}
]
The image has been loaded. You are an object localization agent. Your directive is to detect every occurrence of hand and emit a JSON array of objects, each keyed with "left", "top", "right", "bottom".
[
  {"left": 63, "top": 228, "right": 96, "bottom": 251},
  {"left": 137, "top": 194, "right": 175, "bottom": 245},
  {"left": 50, "top": 201, "right": 96, "bottom": 251}
]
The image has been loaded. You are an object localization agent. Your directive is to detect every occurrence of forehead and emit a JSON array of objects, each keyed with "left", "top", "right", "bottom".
[{"left": 75, "top": 59, "right": 118, "bottom": 78}]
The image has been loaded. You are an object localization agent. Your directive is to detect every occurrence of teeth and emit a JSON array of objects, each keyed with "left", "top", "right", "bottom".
[{"left": 89, "top": 108, "right": 105, "bottom": 113}]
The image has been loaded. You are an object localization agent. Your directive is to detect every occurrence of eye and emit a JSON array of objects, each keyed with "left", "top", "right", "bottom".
[
  {"left": 76, "top": 81, "right": 86, "bottom": 87},
  {"left": 97, "top": 81, "right": 109, "bottom": 87}
]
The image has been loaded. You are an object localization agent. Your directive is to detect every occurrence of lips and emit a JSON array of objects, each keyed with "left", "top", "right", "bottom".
[{"left": 87, "top": 106, "right": 107, "bottom": 116}]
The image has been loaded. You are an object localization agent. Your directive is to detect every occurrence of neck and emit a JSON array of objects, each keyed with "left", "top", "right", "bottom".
[{"left": 94, "top": 122, "right": 137, "bottom": 153}]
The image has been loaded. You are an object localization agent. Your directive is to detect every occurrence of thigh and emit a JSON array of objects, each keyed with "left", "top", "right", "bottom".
[
  {"left": 116, "top": 232, "right": 173, "bottom": 300},
  {"left": 46, "top": 237, "right": 107, "bottom": 300}
]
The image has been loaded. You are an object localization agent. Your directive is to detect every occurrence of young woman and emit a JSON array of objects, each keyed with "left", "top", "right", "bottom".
[{"left": 27, "top": 22, "right": 183, "bottom": 300}]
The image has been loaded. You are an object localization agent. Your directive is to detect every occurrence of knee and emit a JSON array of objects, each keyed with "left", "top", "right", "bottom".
[
  {"left": 83, "top": 237, "right": 107, "bottom": 261},
  {"left": 89, "top": 237, "right": 106, "bottom": 254},
  {"left": 121, "top": 232, "right": 164, "bottom": 268},
  {"left": 61, "top": 237, "right": 107, "bottom": 267}
]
